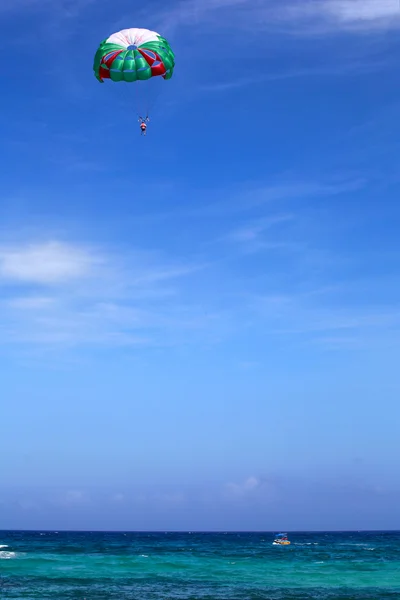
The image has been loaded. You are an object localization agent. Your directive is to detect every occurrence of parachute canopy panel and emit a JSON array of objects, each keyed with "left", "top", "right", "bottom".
[{"left": 94, "top": 28, "right": 175, "bottom": 83}]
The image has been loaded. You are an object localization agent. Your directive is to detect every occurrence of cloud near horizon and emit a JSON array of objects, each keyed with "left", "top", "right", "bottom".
[{"left": 2, "top": 471, "right": 399, "bottom": 530}]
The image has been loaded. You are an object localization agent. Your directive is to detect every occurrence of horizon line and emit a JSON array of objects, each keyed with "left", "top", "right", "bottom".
[{"left": 1, "top": 529, "right": 399, "bottom": 534}]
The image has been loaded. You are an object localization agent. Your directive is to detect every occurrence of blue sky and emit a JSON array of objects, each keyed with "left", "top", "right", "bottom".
[{"left": 1, "top": 0, "right": 400, "bottom": 531}]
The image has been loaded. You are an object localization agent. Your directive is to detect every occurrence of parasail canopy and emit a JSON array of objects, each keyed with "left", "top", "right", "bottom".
[{"left": 93, "top": 27, "right": 175, "bottom": 84}]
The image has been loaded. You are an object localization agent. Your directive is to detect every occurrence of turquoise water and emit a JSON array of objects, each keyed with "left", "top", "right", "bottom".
[{"left": 1, "top": 531, "right": 399, "bottom": 598}]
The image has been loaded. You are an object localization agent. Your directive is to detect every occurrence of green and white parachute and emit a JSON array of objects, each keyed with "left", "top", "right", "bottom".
[{"left": 93, "top": 27, "right": 175, "bottom": 83}]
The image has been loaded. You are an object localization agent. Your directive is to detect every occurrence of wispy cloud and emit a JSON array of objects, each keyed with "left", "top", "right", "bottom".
[
  {"left": 0, "top": 239, "right": 214, "bottom": 350},
  {"left": 199, "top": 60, "right": 394, "bottom": 93},
  {"left": 8, "top": 297, "right": 55, "bottom": 310},
  {"left": 282, "top": 0, "right": 400, "bottom": 32},
  {"left": 224, "top": 215, "right": 294, "bottom": 240},
  {"left": 193, "top": 179, "right": 364, "bottom": 217},
  {"left": 0, "top": 0, "right": 94, "bottom": 16},
  {"left": 1, "top": 0, "right": 96, "bottom": 43},
  {"left": 217, "top": 214, "right": 296, "bottom": 255},
  {"left": 112, "top": 493, "right": 125, "bottom": 503},
  {"left": 249, "top": 289, "right": 400, "bottom": 349},
  {"left": 160, "top": 0, "right": 400, "bottom": 34},
  {"left": 157, "top": 0, "right": 250, "bottom": 32},
  {"left": 0, "top": 171, "right": 395, "bottom": 355}
]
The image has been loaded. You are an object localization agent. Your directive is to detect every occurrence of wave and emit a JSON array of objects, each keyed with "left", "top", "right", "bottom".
[
  {"left": 0, "top": 545, "right": 9, "bottom": 548},
  {"left": 0, "top": 551, "right": 17, "bottom": 559},
  {"left": 295, "top": 543, "right": 319, "bottom": 546}
]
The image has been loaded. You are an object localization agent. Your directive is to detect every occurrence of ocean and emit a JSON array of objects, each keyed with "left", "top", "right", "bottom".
[{"left": 0, "top": 531, "right": 399, "bottom": 599}]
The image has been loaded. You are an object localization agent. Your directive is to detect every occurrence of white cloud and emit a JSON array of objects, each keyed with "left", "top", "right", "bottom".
[
  {"left": 225, "top": 476, "right": 280, "bottom": 504},
  {"left": 0, "top": 242, "right": 98, "bottom": 285},
  {"left": 227, "top": 476, "right": 261, "bottom": 496},
  {"left": 61, "top": 490, "right": 88, "bottom": 506},
  {"left": 243, "top": 476, "right": 260, "bottom": 491}
]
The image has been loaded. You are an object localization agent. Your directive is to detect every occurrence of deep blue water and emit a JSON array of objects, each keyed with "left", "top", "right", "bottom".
[{"left": 0, "top": 531, "right": 399, "bottom": 599}]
